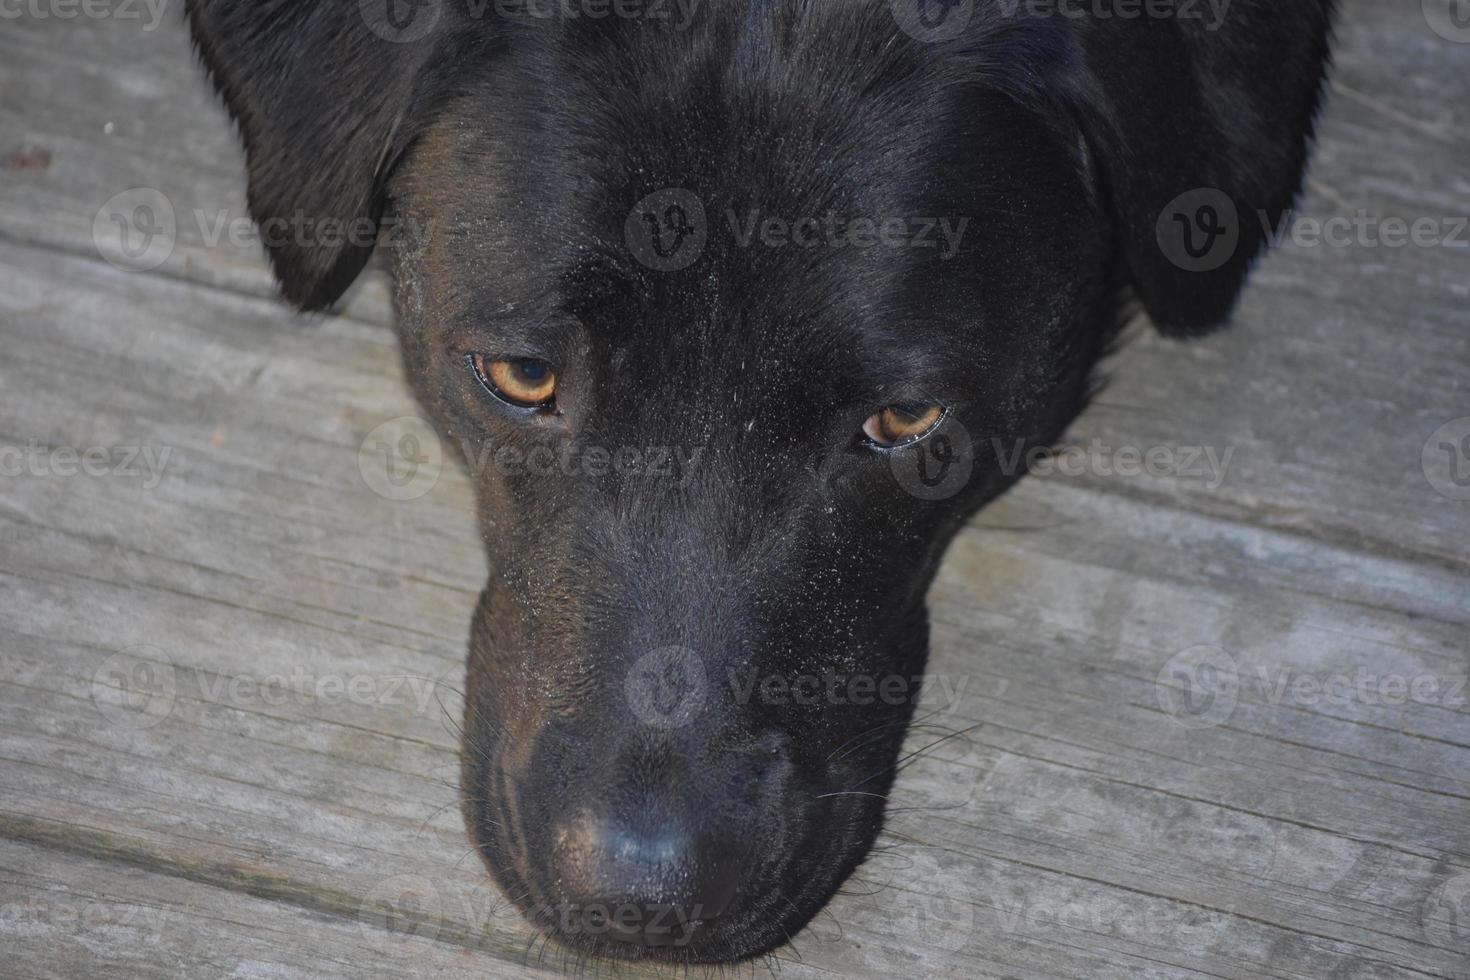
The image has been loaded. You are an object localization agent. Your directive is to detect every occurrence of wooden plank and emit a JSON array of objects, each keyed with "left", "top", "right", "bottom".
[
  {"left": 0, "top": 836, "right": 584, "bottom": 979},
  {"left": 3, "top": 239, "right": 1467, "bottom": 976},
  {"left": 0, "top": 7, "right": 395, "bottom": 321},
  {"left": 1057, "top": 0, "right": 1470, "bottom": 565}
]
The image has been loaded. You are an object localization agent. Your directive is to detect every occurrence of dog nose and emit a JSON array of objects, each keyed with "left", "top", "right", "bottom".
[{"left": 550, "top": 813, "right": 745, "bottom": 947}]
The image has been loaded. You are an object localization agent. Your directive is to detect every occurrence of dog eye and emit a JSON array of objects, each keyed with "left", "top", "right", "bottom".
[
  {"left": 470, "top": 355, "right": 557, "bottom": 409},
  {"left": 862, "top": 403, "right": 944, "bottom": 448}
]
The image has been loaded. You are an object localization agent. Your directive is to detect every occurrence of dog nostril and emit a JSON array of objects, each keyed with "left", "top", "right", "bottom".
[{"left": 550, "top": 816, "right": 745, "bottom": 947}]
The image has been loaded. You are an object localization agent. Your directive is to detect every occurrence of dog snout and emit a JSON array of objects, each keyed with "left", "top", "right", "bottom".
[{"left": 549, "top": 810, "right": 747, "bottom": 947}]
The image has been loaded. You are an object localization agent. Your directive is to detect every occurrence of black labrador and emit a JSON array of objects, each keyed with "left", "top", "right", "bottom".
[{"left": 184, "top": 0, "right": 1334, "bottom": 963}]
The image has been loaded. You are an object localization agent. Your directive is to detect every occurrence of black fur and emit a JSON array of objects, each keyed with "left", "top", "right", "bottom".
[{"left": 186, "top": 0, "right": 1334, "bottom": 963}]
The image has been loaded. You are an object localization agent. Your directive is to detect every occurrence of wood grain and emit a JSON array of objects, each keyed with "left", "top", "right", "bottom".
[{"left": 1, "top": 1, "right": 1467, "bottom": 977}]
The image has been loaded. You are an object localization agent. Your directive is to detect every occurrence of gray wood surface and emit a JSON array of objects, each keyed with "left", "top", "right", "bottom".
[{"left": 1, "top": 1, "right": 1467, "bottom": 977}]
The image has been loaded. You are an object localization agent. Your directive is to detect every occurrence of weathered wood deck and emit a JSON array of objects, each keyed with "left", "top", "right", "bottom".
[{"left": 1, "top": 2, "right": 1467, "bottom": 977}]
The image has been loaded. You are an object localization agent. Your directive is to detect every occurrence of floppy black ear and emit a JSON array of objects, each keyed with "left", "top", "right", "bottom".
[
  {"left": 185, "top": 0, "right": 486, "bottom": 310},
  {"left": 1062, "top": 0, "right": 1335, "bottom": 336}
]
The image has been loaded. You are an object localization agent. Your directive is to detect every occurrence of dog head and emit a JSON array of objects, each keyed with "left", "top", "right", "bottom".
[{"left": 187, "top": 0, "right": 1332, "bottom": 962}]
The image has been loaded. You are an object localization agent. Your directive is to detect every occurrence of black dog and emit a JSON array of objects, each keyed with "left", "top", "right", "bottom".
[{"left": 185, "top": 0, "right": 1334, "bottom": 963}]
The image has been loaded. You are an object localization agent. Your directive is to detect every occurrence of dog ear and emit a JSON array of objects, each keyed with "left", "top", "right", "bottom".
[
  {"left": 1059, "top": 1, "right": 1335, "bottom": 336},
  {"left": 184, "top": 0, "right": 484, "bottom": 310}
]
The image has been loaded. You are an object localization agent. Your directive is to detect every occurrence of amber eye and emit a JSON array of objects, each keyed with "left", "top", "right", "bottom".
[
  {"left": 470, "top": 355, "right": 557, "bottom": 409},
  {"left": 862, "top": 403, "right": 945, "bottom": 448}
]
